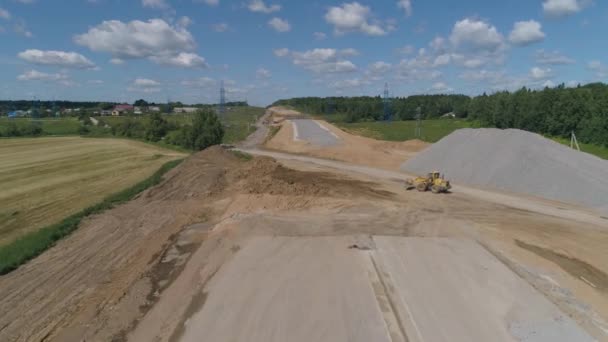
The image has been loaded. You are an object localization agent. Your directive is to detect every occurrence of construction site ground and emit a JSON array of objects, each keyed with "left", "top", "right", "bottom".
[{"left": 0, "top": 107, "right": 607, "bottom": 341}]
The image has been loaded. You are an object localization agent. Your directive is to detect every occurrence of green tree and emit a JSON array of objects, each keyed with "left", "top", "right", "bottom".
[
  {"left": 190, "top": 109, "right": 224, "bottom": 150},
  {"left": 145, "top": 112, "right": 168, "bottom": 142}
]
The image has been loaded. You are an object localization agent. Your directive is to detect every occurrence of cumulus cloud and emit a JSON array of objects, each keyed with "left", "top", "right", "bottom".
[
  {"left": 128, "top": 78, "right": 161, "bottom": 92},
  {"left": 530, "top": 66, "right": 553, "bottom": 80},
  {"left": 543, "top": 0, "right": 583, "bottom": 18},
  {"left": 325, "top": 2, "right": 387, "bottom": 36},
  {"left": 13, "top": 19, "right": 32, "bottom": 37},
  {"left": 17, "top": 69, "right": 68, "bottom": 81},
  {"left": 509, "top": 20, "right": 545, "bottom": 46},
  {"left": 248, "top": 0, "right": 281, "bottom": 13},
  {"left": 74, "top": 19, "right": 206, "bottom": 68},
  {"left": 256, "top": 68, "right": 271, "bottom": 79},
  {"left": 397, "top": 0, "right": 412, "bottom": 17},
  {"left": 534, "top": 50, "right": 575, "bottom": 65},
  {"left": 430, "top": 82, "right": 453, "bottom": 93},
  {"left": 450, "top": 18, "right": 504, "bottom": 52},
  {"left": 150, "top": 52, "right": 208, "bottom": 68},
  {"left": 268, "top": 17, "right": 291, "bottom": 32},
  {"left": 110, "top": 58, "right": 125, "bottom": 65},
  {"left": 18, "top": 49, "right": 96, "bottom": 69},
  {"left": 278, "top": 48, "right": 358, "bottom": 74},
  {"left": 369, "top": 61, "right": 392, "bottom": 74}
]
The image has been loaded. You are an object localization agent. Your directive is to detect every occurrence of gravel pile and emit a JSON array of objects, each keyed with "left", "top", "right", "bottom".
[{"left": 401, "top": 128, "right": 608, "bottom": 214}]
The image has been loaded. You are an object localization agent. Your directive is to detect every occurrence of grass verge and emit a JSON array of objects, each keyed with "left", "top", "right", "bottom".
[{"left": 0, "top": 158, "right": 183, "bottom": 275}]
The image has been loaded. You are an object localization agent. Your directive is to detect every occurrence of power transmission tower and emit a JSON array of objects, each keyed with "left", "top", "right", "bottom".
[
  {"left": 383, "top": 83, "right": 392, "bottom": 121},
  {"left": 415, "top": 106, "right": 422, "bottom": 138}
]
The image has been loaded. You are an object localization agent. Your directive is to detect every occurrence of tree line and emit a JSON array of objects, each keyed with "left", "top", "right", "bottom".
[
  {"left": 274, "top": 82, "right": 608, "bottom": 147},
  {"left": 101, "top": 109, "right": 225, "bottom": 151}
]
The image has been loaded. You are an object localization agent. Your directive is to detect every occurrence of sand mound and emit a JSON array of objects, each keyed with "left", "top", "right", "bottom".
[
  {"left": 233, "top": 156, "right": 393, "bottom": 199},
  {"left": 402, "top": 128, "right": 608, "bottom": 214}
]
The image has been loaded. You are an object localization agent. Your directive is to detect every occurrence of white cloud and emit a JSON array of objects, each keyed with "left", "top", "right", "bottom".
[
  {"left": 397, "top": 0, "right": 412, "bottom": 17},
  {"left": 534, "top": 49, "right": 575, "bottom": 65},
  {"left": 74, "top": 19, "right": 204, "bottom": 68},
  {"left": 430, "top": 82, "right": 453, "bottom": 93},
  {"left": 150, "top": 52, "right": 208, "bottom": 68},
  {"left": 268, "top": 17, "right": 291, "bottom": 32},
  {"left": 543, "top": 0, "right": 583, "bottom": 17},
  {"left": 212, "top": 23, "right": 229, "bottom": 32},
  {"left": 256, "top": 68, "right": 271, "bottom": 79},
  {"left": 129, "top": 78, "right": 161, "bottom": 92},
  {"left": 280, "top": 48, "right": 358, "bottom": 74},
  {"left": 273, "top": 48, "right": 289, "bottom": 57},
  {"left": 0, "top": 8, "right": 10, "bottom": 20},
  {"left": 110, "top": 58, "right": 125, "bottom": 65},
  {"left": 369, "top": 61, "right": 392, "bottom": 74},
  {"left": 429, "top": 36, "right": 447, "bottom": 53},
  {"left": 325, "top": 2, "right": 387, "bottom": 36},
  {"left": 433, "top": 54, "right": 451, "bottom": 67},
  {"left": 314, "top": 32, "right": 327, "bottom": 40},
  {"left": 248, "top": 0, "right": 281, "bottom": 13},
  {"left": 142, "top": 0, "right": 169, "bottom": 9},
  {"left": 509, "top": 20, "right": 545, "bottom": 46},
  {"left": 87, "top": 80, "right": 104, "bottom": 85},
  {"left": 18, "top": 49, "right": 96, "bottom": 69},
  {"left": 530, "top": 66, "right": 553, "bottom": 80},
  {"left": 17, "top": 70, "right": 68, "bottom": 81},
  {"left": 450, "top": 18, "right": 504, "bottom": 52},
  {"left": 202, "top": 0, "right": 219, "bottom": 6}
]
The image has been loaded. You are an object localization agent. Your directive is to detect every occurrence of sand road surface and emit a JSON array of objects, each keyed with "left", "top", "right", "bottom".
[{"left": 178, "top": 236, "right": 591, "bottom": 342}]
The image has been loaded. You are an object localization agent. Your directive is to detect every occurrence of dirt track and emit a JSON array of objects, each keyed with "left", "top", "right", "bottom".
[{"left": 1, "top": 107, "right": 608, "bottom": 341}]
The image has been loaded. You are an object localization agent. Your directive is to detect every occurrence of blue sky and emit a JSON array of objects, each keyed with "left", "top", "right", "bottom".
[{"left": 0, "top": 0, "right": 606, "bottom": 106}]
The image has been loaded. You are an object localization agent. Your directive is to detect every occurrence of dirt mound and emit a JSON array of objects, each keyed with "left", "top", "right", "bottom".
[
  {"left": 402, "top": 128, "right": 608, "bottom": 214},
  {"left": 233, "top": 156, "right": 393, "bottom": 199}
]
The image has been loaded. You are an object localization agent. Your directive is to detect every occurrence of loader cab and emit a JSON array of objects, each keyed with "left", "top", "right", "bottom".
[{"left": 431, "top": 171, "right": 441, "bottom": 180}]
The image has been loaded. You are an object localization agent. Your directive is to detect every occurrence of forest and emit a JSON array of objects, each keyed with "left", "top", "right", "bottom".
[{"left": 274, "top": 82, "right": 608, "bottom": 147}]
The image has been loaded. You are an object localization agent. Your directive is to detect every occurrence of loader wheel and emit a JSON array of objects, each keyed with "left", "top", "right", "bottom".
[
  {"left": 431, "top": 185, "right": 440, "bottom": 194},
  {"left": 416, "top": 183, "right": 427, "bottom": 192}
]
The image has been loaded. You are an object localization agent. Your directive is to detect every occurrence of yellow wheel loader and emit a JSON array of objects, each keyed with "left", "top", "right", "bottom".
[{"left": 405, "top": 171, "right": 451, "bottom": 194}]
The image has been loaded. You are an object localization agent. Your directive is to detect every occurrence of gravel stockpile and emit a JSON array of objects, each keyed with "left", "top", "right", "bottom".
[{"left": 401, "top": 128, "right": 608, "bottom": 214}]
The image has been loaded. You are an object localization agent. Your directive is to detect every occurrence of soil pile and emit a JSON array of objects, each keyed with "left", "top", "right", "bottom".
[
  {"left": 402, "top": 128, "right": 608, "bottom": 214},
  {"left": 232, "top": 156, "right": 392, "bottom": 199}
]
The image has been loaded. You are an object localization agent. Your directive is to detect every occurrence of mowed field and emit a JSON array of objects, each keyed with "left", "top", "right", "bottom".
[{"left": 0, "top": 137, "right": 185, "bottom": 245}]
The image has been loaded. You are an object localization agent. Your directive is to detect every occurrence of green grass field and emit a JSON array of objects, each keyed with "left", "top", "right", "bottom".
[
  {"left": 0, "top": 137, "right": 185, "bottom": 247},
  {"left": 0, "top": 117, "right": 81, "bottom": 135},
  {"left": 334, "top": 119, "right": 478, "bottom": 143},
  {"left": 551, "top": 137, "right": 608, "bottom": 160}
]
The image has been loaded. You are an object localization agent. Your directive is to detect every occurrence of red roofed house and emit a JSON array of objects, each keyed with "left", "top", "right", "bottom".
[{"left": 112, "top": 104, "right": 134, "bottom": 116}]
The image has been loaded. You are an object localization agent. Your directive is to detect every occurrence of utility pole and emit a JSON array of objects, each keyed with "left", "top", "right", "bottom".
[
  {"left": 383, "top": 83, "right": 391, "bottom": 121},
  {"left": 218, "top": 80, "right": 226, "bottom": 118}
]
